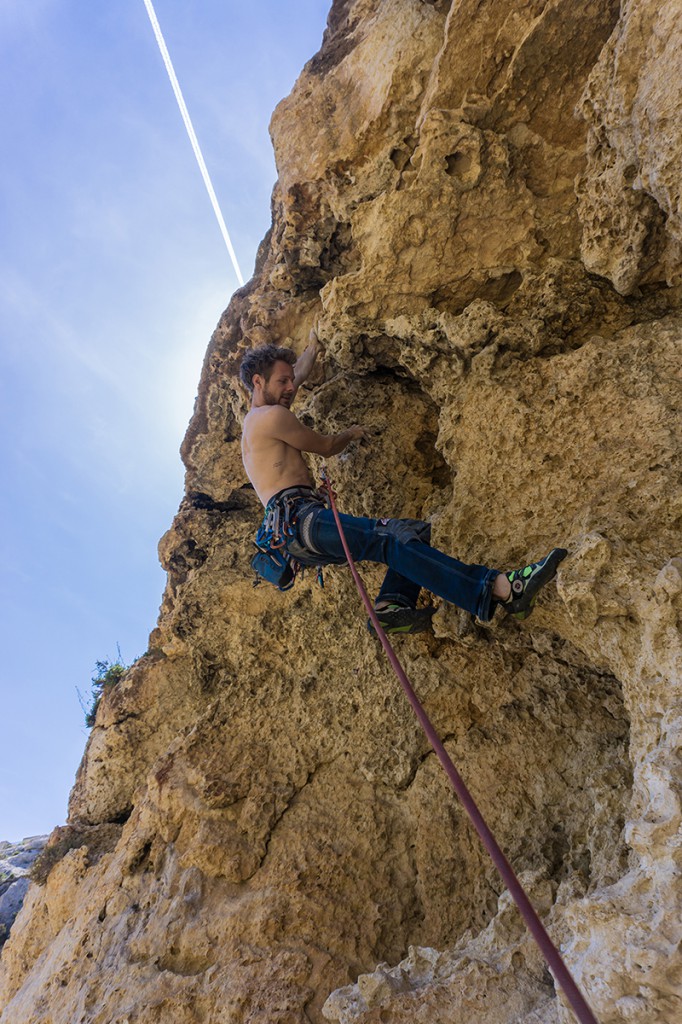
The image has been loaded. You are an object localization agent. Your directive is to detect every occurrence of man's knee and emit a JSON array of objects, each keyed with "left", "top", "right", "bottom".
[{"left": 376, "top": 517, "right": 431, "bottom": 545}]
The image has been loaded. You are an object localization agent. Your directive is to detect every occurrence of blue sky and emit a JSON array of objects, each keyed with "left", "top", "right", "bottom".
[{"left": 0, "top": 0, "right": 331, "bottom": 842}]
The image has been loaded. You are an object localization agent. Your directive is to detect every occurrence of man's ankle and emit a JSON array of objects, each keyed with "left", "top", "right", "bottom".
[{"left": 492, "top": 572, "right": 512, "bottom": 602}]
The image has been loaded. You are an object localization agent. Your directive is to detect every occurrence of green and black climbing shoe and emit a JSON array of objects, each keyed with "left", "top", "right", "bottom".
[
  {"left": 368, "top": 603, "right": 435, "bottom": 635},
  {"left": 502, "top": 548, "right": 568, "bottom": 621}
]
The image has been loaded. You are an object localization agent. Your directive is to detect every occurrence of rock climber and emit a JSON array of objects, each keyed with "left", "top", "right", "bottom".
[{"left": 239, "top": 335, "right": 567, "bottom": 633}]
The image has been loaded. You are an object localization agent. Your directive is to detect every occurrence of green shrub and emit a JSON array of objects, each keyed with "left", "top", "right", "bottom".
[{"left": 79, "top": 648, "right": 128, "bottom": 728}]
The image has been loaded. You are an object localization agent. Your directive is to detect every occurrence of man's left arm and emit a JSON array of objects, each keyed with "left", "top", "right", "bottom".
[{"left": 292, "top": 328, "right": 322, "bottom": 399}]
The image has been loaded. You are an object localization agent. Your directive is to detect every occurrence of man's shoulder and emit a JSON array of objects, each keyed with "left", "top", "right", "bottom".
[{"left": 245, "top": 405, "right": 297, "bottom": 436}]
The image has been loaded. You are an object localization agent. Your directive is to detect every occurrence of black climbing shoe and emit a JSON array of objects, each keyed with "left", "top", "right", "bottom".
[
  {"left": 502, "top": 548, "right": 568, "bottom": 621},
  {"left": 368, "top": 603, "right": 435, "bottom": 635}
]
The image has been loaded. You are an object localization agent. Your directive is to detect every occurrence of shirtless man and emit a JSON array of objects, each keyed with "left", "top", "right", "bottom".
[
  {"left": 240, "top": 338, "right": 567, "bottom": 632},
  {"left": 241, "top": 335, "right": 367, "bottom": 506}
]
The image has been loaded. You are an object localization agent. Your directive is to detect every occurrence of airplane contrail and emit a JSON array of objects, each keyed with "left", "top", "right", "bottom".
[{"left": 142, "top": 0, "right": 245, "bottom": 287}]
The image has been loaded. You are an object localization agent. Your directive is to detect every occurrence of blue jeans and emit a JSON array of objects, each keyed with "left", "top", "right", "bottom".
[{"left": 296, "top": 508, "right": 500, "bottom": 622}]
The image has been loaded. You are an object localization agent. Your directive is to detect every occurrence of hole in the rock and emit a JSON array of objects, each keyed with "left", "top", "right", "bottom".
[
  {"left": 390, "top": 147, "right": 412, "bottom": 172},
  {"left": 319, "top": 220, "right": 360, "bottom": 276},
  {"left": 445, "top": 151, "right": 472, "bottom": 177},
  {"left": 623, "top": 164, "right": 637, "bottom": 185},
  {"left": 317, "top": 367, "right": 452, "bottom": 519},
  {"left": 478, "top": 270, "right": 524, "bottom": 307}
]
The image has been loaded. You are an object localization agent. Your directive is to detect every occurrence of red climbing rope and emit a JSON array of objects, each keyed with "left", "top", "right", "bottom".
[{"left": 320, "top": 470, "right": 599, "bottom": 1024}]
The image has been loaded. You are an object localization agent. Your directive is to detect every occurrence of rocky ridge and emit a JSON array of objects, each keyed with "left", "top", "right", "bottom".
[
  {"left": 0, "top": 838, "right": 47, "bottom": 952},
  {"left": 1, "top": 2, "right": 680, "bottom": 1022}
]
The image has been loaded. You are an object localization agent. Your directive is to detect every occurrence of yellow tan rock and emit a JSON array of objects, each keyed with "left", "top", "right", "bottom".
[{"left": 2, "top": 2, "right": 681, "bottom": 1022}]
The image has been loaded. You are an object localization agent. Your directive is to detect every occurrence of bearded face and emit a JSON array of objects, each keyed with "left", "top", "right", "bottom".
[{"left": 261, "top": 360, "right": 295, "bottom": 407}]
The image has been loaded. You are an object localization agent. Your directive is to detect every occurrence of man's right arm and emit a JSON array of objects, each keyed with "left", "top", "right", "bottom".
[{"left": 262, "top": 405, "right": 368, "bottom": 456}]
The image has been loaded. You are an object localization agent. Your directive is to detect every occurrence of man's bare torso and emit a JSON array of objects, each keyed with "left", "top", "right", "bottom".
[{"left": 242, "top": 407, "right": 314, "bottom": 506}]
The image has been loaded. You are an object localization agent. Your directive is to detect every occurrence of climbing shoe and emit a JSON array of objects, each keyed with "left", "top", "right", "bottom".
[
  {"left": 368, "top": 603, "right": 435, "bottom": 635},
  {"left": 502, "top": 548, "right": 568, "bottom": 621}
]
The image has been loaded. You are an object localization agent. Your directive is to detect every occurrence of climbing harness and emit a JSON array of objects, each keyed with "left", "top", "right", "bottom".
[
  {"left": 319, "top": 467, "right": 600, "bottom": 1024},
  {"left": 251, "top": 485, "right": 344, "bottom": 590}
]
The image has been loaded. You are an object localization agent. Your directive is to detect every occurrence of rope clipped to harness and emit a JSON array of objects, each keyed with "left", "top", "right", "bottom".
[{"left": 319, "top": 467, "right": 600, "bottom": 1024}]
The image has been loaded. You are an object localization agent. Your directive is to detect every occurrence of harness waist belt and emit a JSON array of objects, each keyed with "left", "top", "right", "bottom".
[{"left": 266, "top": 485, "right": 319, "bottom": 508}]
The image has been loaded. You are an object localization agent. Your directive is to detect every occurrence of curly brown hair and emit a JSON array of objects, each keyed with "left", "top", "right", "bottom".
[{"left": 239, "top": 344, "right": 296, "bottom": 392}]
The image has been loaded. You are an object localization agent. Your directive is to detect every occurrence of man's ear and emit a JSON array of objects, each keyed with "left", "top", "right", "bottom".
[{"left": 252, "top": 372, "right": 265, "bottom": 391}]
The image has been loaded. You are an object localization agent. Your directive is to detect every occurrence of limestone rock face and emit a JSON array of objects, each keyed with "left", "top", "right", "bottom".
[
  {"left": 2, "top": 2, "right": 681, "bottom": 1022},
  {"left": 577, "top": 0, "right": 682, "bottom": 295}
]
